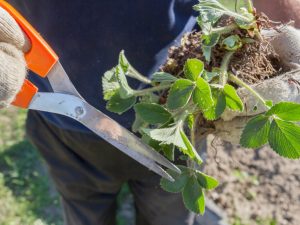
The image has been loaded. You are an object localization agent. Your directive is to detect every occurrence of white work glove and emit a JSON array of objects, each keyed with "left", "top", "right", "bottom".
[
  {"left": 0, "top": 7, "right": 30, "bottom": 108},
  {"left": 214, "top": 26, "right": 300, "bottom": 144}
]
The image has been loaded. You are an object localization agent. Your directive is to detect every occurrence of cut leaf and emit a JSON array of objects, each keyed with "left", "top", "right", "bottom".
[
  {"left": 134, "top": 103, "right": 171, "bottom": 125},
  {"left": 195, "top": 171, "right": 219, "bottom": 190},
  {"left": 240, "top": 115, "right": 271, "bottom": 148},
  {"left": 106, "top": 92, "right": 136, "bottom": 114},
  {"left": 269, "top": 119, "right": 300, "bottom": 159},
  {"left": 221, "top": 35, "right": 243, "bottom": 51},
  {"left": 182, "top": 176, "right": 206, "bottom": 215},
  {"left": 115, "top": 65, "right": 135, "bottom": 98},
  {"left": 167, "top": 79, "right": 195, "bottom": 110},
  {"left": 184, "top": 59, "right": 205, "bottom": 81},
  {"left": 118, "top": 50, "right": 130, "bottom": 72},
  {"left": 266, "top": 102, "right": 300, "bottom": 122},
  {"left": 203, "top": 88, "right": 226, "bottom": 120},
  {"left": 203, "top": 71, "right": 219, "bottom": 82},
  {"left": 224, "top": 84, "right": 244, "bottom": 112},
  {"left": 160, "top": 166, "right": 189, "bottom": 193},
  {"left": 143, "top": 123, "right": 185, "bottom": 149},
  {"left": 102, "top": 68, "right": 120, "bottom": 101},
  {"left": 180, "top": 131, "right": 203, "bottom": 165},
  {"left": 193, "top": 77, "right": 214, "bottom": 111},
  {"left": 151, "top": 72, "right": 177, "bottom": 83}
]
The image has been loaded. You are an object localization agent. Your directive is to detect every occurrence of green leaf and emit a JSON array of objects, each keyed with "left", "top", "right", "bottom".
[
  {"left": 201, "top": 34, "right": 220, "bottom": 62},
  {"left": 266, "top": 102, "right": 300, "bottom": 122},
  {"left": 195, "top": 171, "right": 219, "bottom": 190},
  {"left": 162, "top": 145, "right": 175, "bottom": 161},
  {"left": 265, "top": 100, "right": 273, "bottom": 108},
  {"left": 134, "top": 103, "right": 172, "bottom": 125},
  {"left": 186, "top": 114, "right": 195, "bottom": 130},
  {"left": 180, "top": 131, "right": 203, "bottom": 165},
  {"left": 221, "top": 35, "right": 243, "bottom": 51},
  {"left": 160, "top": 166, "right": 189, "bottom": 193},
  {"left": 115, "top": 65, "right": 135, "bottom": 98},
  {"left": 184, "top": 59, "right": 205, "bottom": 81},
  {"left": 202, "top": 46, "right": 212, "bottom": 62},
  {"left": 151, "top": 72, "right": 177, "bottom": 83},
  {"left": 193, "top": 77, "right": 214, "bottom": 111},
  {"left": 203, "top": 88, "right": 226, "bottom": 120},
  {"left": 182, "top": 176, "right": 206, "bottom": 215},
  {"left": 167, "top": 79, "right": 195, "bottom": 110},
  {"left": 106, "top": 92, "right": 136, "bottom": 114},
  {"left": 235, "top": 8, "right": 256, "bottom": 29},
  {"left": 132, "top": 113, "right": 147, "bottom": 133},
  {"left": 224, "top": 84, "right": 244, "bottom": 112},
  {"left": 202, "top": 33, "right": 220, "bottom": 47},
  {"left": 203, "top": 71, "right": 219, "bottom": 82},
  {"left": 195, "top": 8, "right": 222, "bottom": 34},
  {"left": 143, "top": 123, "right": 186, "bottom": 149},
  {"left": 118, "top": 50, "right": 130, "bottom": 72},
  {"left": 269, "top": 119, "right": 300, "bottom": 159},
  {"left": 240, "top": 115, "right": 271, "bottom": 148},
  {"left": 194, "top": 0, "right": 254, "bottom": 24},
  {"left": 102, "top": 68, "right": 120, "bottom": 101}
]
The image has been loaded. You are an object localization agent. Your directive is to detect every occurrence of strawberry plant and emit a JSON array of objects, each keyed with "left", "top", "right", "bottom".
[{"left": 102, "top": 0, "right": 300, "bottom": 214}]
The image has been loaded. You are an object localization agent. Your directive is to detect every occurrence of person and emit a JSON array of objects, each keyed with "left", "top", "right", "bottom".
[{"left": 0, "top": 1, "right": 299, "bottom": 224}]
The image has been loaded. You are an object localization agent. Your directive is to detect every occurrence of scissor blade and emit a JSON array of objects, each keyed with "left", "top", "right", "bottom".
[
  {"left": 28, "top": 93, "right": 181, "bottom": 180},
  {"left": 47, "top": 61, "right": 82, "bottom": 98}
]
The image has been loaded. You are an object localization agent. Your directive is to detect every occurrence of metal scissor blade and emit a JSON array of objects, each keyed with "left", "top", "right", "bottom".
[
  {"left": 28, "top": 93, "right": 181, "bottom": 181},
  {"left": 47, "top": 61, "right": 82, "bottom": 98}
]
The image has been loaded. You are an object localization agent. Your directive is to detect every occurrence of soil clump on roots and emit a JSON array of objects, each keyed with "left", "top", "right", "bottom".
[{"left": 161, "top": 17, "right": 286, "bottom": 84}]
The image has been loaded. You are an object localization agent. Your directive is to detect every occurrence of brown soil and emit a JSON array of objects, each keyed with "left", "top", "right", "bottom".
[
  {"left": 204, "top": 135, "right": 300, "bottom": 225},
  {"left": 161, "top": 31, "right": 284, "bottom": 85},
  {"left": 161, "top": 13, "right": 286, "bottom": 84}
]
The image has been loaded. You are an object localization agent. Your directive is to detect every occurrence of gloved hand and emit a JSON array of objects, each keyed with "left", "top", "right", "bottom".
[
  {"left": 214, "top": 26, "right": 300, "bottom": 144},
  {"left": 0, "top": 7, "right": 30, "bottom": 108}
]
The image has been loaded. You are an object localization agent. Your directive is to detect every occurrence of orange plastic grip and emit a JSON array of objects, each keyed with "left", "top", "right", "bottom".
[
  {"left": 0, "top": 1, "right": 59, "bottom": 108},
  {"left": 12, "top": 79, "right": 38, "bottom": 108},
  {"left": 0, "top": 0, "right": 59, "bottom": 76}
]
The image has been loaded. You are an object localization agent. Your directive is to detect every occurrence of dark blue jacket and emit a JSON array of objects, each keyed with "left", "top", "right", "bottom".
[{"left": 8, "top": 0, "right": 196, "bottom": 132}]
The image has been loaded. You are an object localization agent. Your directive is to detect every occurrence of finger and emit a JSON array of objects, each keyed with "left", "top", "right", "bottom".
[
  {"left": 0, "top": 42, "right": 27, "bottom": 107},
  {"left": 0, "top": 7, "right": 30, "bottom": 52}
]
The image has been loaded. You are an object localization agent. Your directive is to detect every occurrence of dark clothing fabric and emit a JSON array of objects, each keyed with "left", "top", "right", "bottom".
[
  {"left": 9, "top": 0, "right": 197, "bottom": 132},
  {"left": 26, "top": 110, "right": 190, "bottom": 225}
]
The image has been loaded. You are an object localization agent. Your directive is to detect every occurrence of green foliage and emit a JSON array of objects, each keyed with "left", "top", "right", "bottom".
[
  {"left": 101, "top": 0, "right": 300, "bottom": 216},
  {"left": 269, "top": 119, "right": 300, "bottom": 159},
  {"left": 193, "top": 77, "right": 214, "bottom": 111},
  {"left": 183, "top": 176, "right": 206, "bottom": 215},
  {"left": 160, "top": 166, "right": 189, "bottom": 193},
  {"left": 184, "top": 59, "right": 204, "bottom": 81},
  {"left": 106, "top": 92, "right": 136, "bottom": 114},
  {"left": 266, "top": 102, "right": 300, "bottom": 121},
  {"left": 166, "top": 79, "right": 195, "bottom": 110},
  {"left": 222, "top": 35, "right": 243, "bottom": 51},
  {"left": 134, "top": 103, "right": 171, "bottom": 124},
  {"left": 203, "top": 88, "right": 226, "bottom": 120},
  {"left": 240, "top": 115, "right": 270, "bottom": 148},
  {"left": 223, "top": 84, "right": 244, "bottom": 111}
]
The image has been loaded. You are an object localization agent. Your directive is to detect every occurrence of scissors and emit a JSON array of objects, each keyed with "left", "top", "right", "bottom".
[{"left": 0, "top": 1, "right": 180, "bottom": 181}]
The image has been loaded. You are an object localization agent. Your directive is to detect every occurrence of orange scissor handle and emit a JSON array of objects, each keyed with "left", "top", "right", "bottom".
[
  {"left": 0, "top": 1, "right": 59, "bottom": 108},
  {"left": 0, "top": 0, "right": 58, "bottom": 76}
]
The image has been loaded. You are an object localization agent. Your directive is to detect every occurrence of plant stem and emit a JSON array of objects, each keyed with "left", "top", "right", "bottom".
[
  {"left": 211, "top": 23, "right": 239, "bottom": 35},
  {"left": 133, "top": 84, "right": 171, "bottom": 96},
  {"left": 127, "top": 67, "right": 152, "bottom": 84},
  {"left": 245, "top": 0, "right": 254, "bottom": 13},
  {"left": 228, "top": 73, "right": 269, "bottom": 109},
  {"left": 219, "top": 51, "right": 235, "bottom": 86}
]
